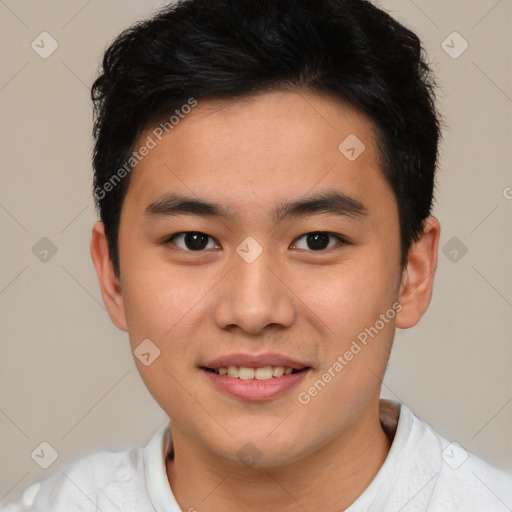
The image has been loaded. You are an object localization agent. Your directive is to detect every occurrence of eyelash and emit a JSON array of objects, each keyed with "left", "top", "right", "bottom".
[{"left": 163, "top": 231, "right": 349, "bottom": 253}]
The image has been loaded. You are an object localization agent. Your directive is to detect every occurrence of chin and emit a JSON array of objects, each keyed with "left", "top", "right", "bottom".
[{"left": 206, "top": 424, "right": 315, "bottom": 469}]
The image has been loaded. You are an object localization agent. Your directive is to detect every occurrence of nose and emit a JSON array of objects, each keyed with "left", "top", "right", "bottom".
[{"left": 213, "top": 247, "right": 296, "bottom": 336}]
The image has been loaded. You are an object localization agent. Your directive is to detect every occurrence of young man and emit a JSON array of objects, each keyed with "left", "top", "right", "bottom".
[{"left": 3, "top": 0, "right": 511, "bottom": 510}]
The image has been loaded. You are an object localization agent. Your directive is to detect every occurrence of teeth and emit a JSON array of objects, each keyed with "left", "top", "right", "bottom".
[
  {"left": 213, "top": 366, "right": 300, "bottom": 380},
  {"left": 272, "top": 366, "right": 284, "bottom": 377},
  {"left": 239, "top": 367, "right": 255, "bottom": 380},
  {"left": 255, "top": 366, "right": 273, "bottom": 380},
  {"left": 227, "top": 366, "right": 238, "bottom": 378}
]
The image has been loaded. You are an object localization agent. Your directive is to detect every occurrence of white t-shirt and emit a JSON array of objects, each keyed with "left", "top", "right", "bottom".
[{"left": 2, "top": 400, "right": 512, "bottom": 511}]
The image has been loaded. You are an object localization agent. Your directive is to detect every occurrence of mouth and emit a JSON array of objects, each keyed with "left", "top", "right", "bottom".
[
  {"left": 201, "top": 365, "right": 308, "bottom": 380},
  {"left": 199, "top": 355, "right": 312, "bottom": 401}
]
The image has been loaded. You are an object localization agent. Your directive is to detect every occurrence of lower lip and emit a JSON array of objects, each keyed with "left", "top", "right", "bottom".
[{"left": 201, "top": 368, "right": 310, "bottom": 401}]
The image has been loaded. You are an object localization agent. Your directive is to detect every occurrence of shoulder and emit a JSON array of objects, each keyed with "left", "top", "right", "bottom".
[
  {"left": 1, "top": 444, "right": 150, "bottom": 512},
  {"left": 410, "top": 407, "right": 512, "bottom": 510},
  {"left": 432, "top": 440, "right": 512, "bottom": 509}
]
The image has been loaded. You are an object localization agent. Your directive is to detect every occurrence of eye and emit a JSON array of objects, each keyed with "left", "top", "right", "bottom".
[
  {"left": 164, "top": 231, "right": 220, "bottom": 251},
  {"left": 164, "top": 231, "right": 347, "bottom": 253},
  {"left": 292, "top": 232, "right": 347, "bottom": 251}
]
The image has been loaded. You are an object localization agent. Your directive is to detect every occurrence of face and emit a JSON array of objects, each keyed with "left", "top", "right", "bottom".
[{"left": 92, "top": 89, "right": 438, "bottom": 467}]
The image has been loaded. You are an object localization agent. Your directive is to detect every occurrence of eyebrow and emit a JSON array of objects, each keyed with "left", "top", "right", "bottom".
[{"left": 144, "top": 189, "right": 368, "bottom": 223}]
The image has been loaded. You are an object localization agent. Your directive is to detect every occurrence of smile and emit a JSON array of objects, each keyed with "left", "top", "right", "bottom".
[
  {"left": 204, "top": 366, "right": 306, "bottom": 380},
  {"left": 201, "top": 366, "right": 311, "bottom": 401}
]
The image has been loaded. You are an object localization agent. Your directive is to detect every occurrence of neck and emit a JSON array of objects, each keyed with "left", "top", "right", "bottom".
[{"left": 166, "top": 398, "right": 393, "bottom": 512}]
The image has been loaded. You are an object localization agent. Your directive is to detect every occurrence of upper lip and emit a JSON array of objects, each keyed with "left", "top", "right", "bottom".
[{"left": 203, "top": 353, "right": 310, "bottom": 370}]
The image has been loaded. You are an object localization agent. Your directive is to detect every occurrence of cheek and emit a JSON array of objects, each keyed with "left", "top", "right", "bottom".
[
  {"left": 119, "top": 263, "right": 204, "bottom": 410},
  {"left": 294, "top": 256, "right": 396, "bottom": 337},
  {"left": 119, "top": 230, "right": 206, "bottom": 326}
]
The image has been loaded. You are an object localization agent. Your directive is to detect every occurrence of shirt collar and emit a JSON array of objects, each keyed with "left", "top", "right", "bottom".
[{"left": 143, "top": 399, "right": 413, "bottom": 511}]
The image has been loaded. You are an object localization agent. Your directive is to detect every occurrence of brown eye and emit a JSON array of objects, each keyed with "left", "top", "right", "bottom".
[
  {"left": 166, "top": 231, "right": 219, "bottom": 251},
  {"left": 293, "top": 232, "right": 347, "bottom": 251}
]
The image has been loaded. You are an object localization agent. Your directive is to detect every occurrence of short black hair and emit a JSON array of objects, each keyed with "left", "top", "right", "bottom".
[{"left": 91, "top": 0, "right": 442, "bottom": 277}]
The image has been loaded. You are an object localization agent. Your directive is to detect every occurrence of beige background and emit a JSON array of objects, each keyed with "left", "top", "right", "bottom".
[{"left": 1, "top": 0, "right": 511, "bottom": 503}]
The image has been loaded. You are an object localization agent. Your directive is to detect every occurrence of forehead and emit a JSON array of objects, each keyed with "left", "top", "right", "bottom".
[{"left": 124, "top": 89, "right": 395, "bottom": 221}]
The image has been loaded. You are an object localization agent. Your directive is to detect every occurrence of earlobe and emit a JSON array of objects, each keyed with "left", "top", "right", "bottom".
[
  {"left": 395, "top": 216, "right": 440, "bottom": 329},
  {"left": 90, "top": 221, "right": 128, "bottom": 332}
]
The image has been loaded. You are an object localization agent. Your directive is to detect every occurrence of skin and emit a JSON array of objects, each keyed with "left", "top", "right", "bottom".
[{"left": 91, "top": 89, "right": 440, "bottom": 511}]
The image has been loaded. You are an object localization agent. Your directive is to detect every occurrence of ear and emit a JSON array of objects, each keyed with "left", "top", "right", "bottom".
[
  {"left": 90, "top": 221, "right": 128, "bottom": 332},
  {"left": 395, "top": 216, "right": 440, "bottom": 329}
]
